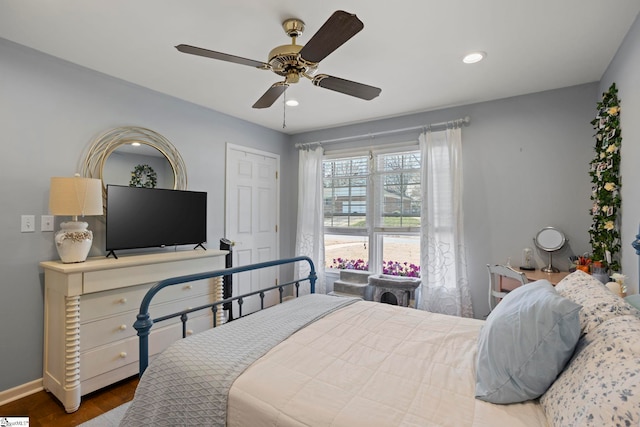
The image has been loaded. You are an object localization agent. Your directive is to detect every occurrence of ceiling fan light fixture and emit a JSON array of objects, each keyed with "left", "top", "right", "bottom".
[
  {"left": 463, "top": 51, "right": 486, "bottom": 64},
  {"left": 285, "top": 99, "right": 299, "bottom": 107}
]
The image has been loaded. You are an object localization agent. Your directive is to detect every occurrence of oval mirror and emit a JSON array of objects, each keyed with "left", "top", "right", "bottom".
[
  {"left": 534, "top": 227, "right": 566, "bottom": 273},
  {"left": 534, "top": 227, "right": 566, "bottom": 252},
  {"left": 80, "top": 127, "right": 187, "bottom": 214}
]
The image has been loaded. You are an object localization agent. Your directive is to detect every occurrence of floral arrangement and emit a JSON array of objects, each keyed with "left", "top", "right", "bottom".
[
  {"left": 331, "top": 258, "right": 420, "bottom": 277},
  {"left": 575, "top": 255, "right": 592, "bottom": 273},
  {"left": 331, "top": 257, "right": 368, "bottom": 271},
  {"left": 588, "top": 83, "right": 622, "bottom": 271},
  {"left": 382, "top": 260, "right": 421, "bottom": 277}
]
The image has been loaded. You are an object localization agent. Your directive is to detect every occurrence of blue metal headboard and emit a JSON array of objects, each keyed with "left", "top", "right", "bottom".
[{"left": 133, "top": 256, "right": 316, "bottom": 374}]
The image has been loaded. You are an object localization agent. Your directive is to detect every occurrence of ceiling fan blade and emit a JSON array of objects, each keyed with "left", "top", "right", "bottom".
[
  {"left": 299, "top": 10, "right": 364, "bottom": 64},
  {"left": 312, "top": 74, "right": 381, "bottom": 100},
  {"left": 252, "top": 82, "right": 289, "bottom": 109},
  {"left": 175, "top": 44, "right": 269, "bottom": 69}
]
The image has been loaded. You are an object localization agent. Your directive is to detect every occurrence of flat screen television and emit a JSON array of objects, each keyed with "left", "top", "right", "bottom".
[{"left": 106, "top": 185, "right": 207, "bottom": 257}]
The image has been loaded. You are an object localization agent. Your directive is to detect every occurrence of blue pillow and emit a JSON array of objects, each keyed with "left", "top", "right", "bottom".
[{"left": 475, "top": 280, "right": 581, "bottom": 404}]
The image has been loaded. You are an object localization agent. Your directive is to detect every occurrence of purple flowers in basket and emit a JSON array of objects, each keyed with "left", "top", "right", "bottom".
[{"left": 331, "top": 258, "right": 420, "bottom": 277}]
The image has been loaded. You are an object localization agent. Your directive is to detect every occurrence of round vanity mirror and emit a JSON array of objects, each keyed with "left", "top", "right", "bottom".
[
  {"left": 80, "top": 127, "right": 187, "bottom": 214},
  {"left": 534, "top": 227, "right": 566, "bottom": 272}
]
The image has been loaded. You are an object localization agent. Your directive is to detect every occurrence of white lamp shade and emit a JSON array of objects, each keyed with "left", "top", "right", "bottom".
[{"left": 49, "top": 176, "right": 103, "bottom": 216}]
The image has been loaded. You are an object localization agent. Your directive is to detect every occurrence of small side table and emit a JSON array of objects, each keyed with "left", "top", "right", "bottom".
[{"left": 368, "top": 274, "right": 421, "bottom": 307}]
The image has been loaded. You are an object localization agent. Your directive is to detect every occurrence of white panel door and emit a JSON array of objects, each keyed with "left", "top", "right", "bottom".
[{"left": 225, "top": 144, "right": 279, "bottom": 317}]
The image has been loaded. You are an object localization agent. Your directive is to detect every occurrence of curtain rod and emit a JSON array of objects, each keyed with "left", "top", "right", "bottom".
[{"left": 295, "top": 116, "right": 470, "bottom": 149}]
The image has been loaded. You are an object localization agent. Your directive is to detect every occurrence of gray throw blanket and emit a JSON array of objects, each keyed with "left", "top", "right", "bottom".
[{"left": 120, "top": 294, "right": 358, "bottom": 426}]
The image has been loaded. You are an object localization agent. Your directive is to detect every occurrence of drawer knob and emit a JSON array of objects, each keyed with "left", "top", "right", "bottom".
[
  {"left": 186, "top": 329, "right": 194, "bottom": 336},
  {"left": 118, "top": 298, "right": 127, "bottom": 304},
  {"left": 184, "top": 285, "right": 193, "bottom": 290},
  {"left": 119, "top": 352, "right": 127, "bottom": 358},
  {"left": 119, "top": 324, "right": 127, "bottom": 331}
]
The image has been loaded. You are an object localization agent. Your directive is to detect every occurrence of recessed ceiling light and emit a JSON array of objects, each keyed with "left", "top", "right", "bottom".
[
  {"left": 463, "top": 51, "right": 486, "bottom": 64},
  {"left": 285, "top": 99, "right": 299, "bottom": 107}
]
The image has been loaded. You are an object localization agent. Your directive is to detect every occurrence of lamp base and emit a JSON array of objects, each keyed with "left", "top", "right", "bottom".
[{"left": 55, "top": 221, "right": 93, "bottom": 263}]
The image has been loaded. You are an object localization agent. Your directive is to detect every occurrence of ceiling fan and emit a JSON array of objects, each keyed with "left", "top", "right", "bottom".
[{"left": 175, "top": 10, "right": 382, "bottom": 109}]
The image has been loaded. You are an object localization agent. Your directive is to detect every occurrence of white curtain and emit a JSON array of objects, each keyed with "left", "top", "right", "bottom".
[
  {"left": 295, "top": 146, "right": 326, "bottom": 294},
  {"left": 418, "top": 128, "right": 473, "bottom": 317}
]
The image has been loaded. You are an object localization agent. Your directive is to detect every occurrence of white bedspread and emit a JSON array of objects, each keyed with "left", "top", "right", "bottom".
[
  {"left": 228, "top": 300, "right": 548, "bottom": 426},
  {"left": 120, "top": 294, "right": 358, "bottom": 426}
]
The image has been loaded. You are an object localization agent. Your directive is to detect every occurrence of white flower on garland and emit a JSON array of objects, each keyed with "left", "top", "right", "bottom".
[{"left": 606, "top": 144, "right": 618, "bottom": 154}]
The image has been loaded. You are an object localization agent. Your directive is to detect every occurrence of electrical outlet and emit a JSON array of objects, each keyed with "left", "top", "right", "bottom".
[
  {"left": 21, "top": 215, "right": 35, "bottom": 232},
  {"left": 41, "top": 215, "right": 54, "bottom": 232}
]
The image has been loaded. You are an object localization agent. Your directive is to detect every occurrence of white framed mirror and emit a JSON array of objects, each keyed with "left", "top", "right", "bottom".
[
  {"left": 534, "top": 227, "right": 566, "bottom": 272},
  {"left": 79, "top": 127, "right": 187, "bottom": 214}
]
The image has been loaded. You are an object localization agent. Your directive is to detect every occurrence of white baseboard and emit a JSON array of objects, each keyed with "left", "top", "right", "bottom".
[{"left": 0, "top": 378, "right": 43, "bottom": 406}]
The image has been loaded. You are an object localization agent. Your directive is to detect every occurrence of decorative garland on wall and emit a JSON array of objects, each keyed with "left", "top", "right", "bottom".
[
  {"left": 589, "top": 83, "right": 621, "bottom": 271},
  {"left": 130, "top": 164, "right": 157, "bottom": 188}
]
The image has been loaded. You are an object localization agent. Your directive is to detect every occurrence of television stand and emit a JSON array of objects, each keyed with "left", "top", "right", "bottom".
[{"left": 194, "top": 243, "right": 206, "bottom": 250}]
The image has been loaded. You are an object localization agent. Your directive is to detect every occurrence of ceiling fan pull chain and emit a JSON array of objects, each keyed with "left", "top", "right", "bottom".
[{"left": 282, "top": 91, "right": 287, "bottom": 129}]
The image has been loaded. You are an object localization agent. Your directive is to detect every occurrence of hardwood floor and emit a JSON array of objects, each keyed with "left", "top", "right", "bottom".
[{"left": 0, "top": 376, "right": 138, "bottom": 427}]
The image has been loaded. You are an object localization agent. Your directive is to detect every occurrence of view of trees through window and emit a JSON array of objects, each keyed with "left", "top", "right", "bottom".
[{"left": 324, "top": 150, "right": 421, "bottom": 276}]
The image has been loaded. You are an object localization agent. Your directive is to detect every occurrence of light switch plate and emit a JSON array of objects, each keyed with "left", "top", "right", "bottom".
[
  {"left": 21, "top": 215, "right": 35, "bottom": 232},
  {"left": 41, "top": 215, "right": 54, "bottom": 232}
]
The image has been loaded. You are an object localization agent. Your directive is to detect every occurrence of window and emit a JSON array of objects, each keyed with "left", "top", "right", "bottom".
[
  {"left": 323, "top": 156, "right": 368, "bottom": 228},
  {"left": 324, "top": 149, "right": 421, "bottom": 277}
]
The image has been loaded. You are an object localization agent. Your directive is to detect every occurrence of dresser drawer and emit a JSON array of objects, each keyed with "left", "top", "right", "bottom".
[
  {"left": 80, "top": 278, "right": 218, "bottom": 323},
  {"left": 80, "top": 292, "right": 218, "bottom": 351},
  {"left": 83, "top": 256, "right": 223, "bottom": 294},
  {"left": 80, "top": 314, "right": 213, "bottom": 382}
]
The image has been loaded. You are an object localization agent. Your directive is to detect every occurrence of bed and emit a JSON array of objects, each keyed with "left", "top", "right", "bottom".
[{"left": 118, "top": 256, "right": 640, "bottom": 426}]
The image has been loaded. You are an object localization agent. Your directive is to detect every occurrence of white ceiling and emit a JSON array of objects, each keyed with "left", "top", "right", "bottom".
[{"left": 1, "top": 1, "right": 639, "bottom": 134}]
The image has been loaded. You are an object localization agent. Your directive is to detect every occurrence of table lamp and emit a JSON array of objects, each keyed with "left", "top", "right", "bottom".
[{"left": 49, "top": 174, "right": 103, "bottom": 263}]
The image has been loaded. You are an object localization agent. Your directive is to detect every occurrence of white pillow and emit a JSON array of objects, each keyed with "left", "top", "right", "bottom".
[
  {"left": 555, "top": 270, "right": 640, "bottom": 334},
  {"left": 541, "top": 315, "right": 640, "bottom": 425}
]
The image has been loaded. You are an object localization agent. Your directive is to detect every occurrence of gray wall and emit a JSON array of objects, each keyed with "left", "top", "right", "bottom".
[
  {"left": 600, "top": 13, "right": 640, "bottom": 295},
  {"left": 292, "top": 83, "right": 597, "bottom": 319},
  {"left": 0, "top": 38, "right": 294, "bottom": 392}
]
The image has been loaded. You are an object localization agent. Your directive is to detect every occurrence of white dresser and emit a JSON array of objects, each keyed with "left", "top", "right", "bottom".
[{"left": 40, "top": 250, "right": 227, "bottom": 413}]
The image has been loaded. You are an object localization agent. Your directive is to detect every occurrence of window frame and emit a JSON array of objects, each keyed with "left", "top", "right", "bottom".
[{"left": 323, "top": 143, "right": 421, "bottom": 276}]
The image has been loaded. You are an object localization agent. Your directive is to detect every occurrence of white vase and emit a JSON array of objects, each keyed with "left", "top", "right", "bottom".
[{"left": 55, "top": 221, "right": 93, "bottom": 263}]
